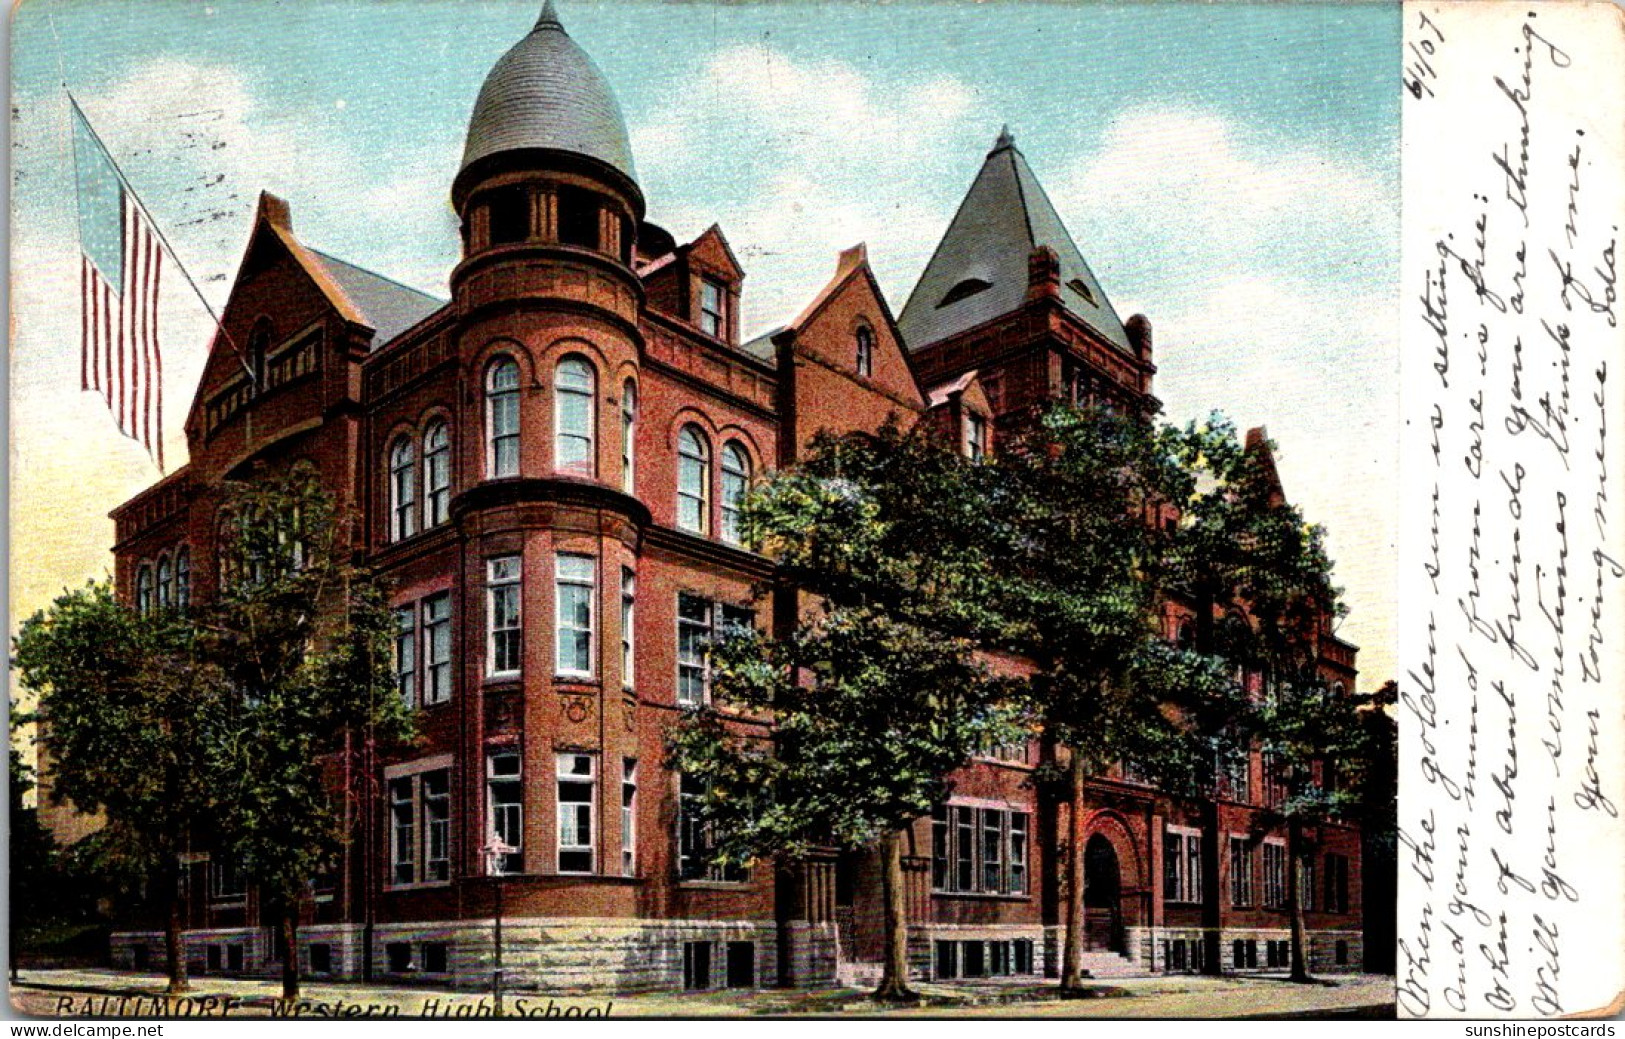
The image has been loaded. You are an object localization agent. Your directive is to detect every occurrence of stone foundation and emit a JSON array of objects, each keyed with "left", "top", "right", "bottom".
[
  {"left": 113, "top": 918, "right": 836, "bottom": 993},
  {"left": 1128, "top": 927, "right": 1364, "bottom": 974}
]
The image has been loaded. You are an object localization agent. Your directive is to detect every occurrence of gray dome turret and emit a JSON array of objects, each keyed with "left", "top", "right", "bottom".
[{"left": 458, "top": 1, "right": 637, "bottom": 196}]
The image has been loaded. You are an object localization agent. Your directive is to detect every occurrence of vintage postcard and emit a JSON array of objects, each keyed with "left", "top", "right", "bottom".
[{"left": 5, "top": 0, "right": 1620, "bottom": 1026}]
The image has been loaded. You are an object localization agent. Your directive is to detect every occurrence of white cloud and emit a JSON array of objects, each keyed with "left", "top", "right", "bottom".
[
  {"left": 1054, "top": 107, "right": 1400, "bottom": 683},
  {"left": 631, "top": 44, "right": 991, "bottom": 333}
]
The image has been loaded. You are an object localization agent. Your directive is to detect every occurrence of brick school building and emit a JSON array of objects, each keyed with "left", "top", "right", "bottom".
[{"left": 103, "top": 2, "right": 1364, "bottom": 991}]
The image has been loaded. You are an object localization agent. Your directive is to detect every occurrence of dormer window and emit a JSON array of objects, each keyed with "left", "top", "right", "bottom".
[
  {"left": 964, "top": 412, "right": 987, "bottom": 461},
  {"left": 487, "top": 186, "right": 530, "bottom": 246},
  {"left": 1067, "top": 278, "right": 1098, "bottom": 306},
  {"left": 855, "top": 326, "right": 874, "bottom": 378},
  {"left": 938, "top": 278, "right": 991, "bottom": 308},
  {"left": 699, "top": 279, "right": 725, "bottom": 339}
]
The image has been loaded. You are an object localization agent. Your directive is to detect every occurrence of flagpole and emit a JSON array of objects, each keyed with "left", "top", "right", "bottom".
[{"left": 68, "top": 93, "right": 256, "bottom": 385}]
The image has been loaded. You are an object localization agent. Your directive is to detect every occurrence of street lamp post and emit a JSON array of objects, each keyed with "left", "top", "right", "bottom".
[{"left": 482, "top": 836, "right": 515, "bottom": 1019}]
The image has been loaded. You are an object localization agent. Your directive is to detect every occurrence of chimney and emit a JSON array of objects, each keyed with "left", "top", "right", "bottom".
[
  {"left": 836, "top": 242, "right": 868, "bottom": 279},
  {"left": 1125, "top": 313, "right": 1153, "bottom": 361},
  {"left": 1026, "top": 245, "right": 1060, "bottom": 300},
  {"left": 257, "top": 192, "right": 292, "bottom": 231}
]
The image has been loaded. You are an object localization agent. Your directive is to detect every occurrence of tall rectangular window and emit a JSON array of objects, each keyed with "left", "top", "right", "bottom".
[
  {"left": 1263, "top": 842, "right": 1287, "bottom": 908},
  {"left": 1229, "top": 837, "right": 1255, "bottom": 906},
  {"left": 487, "top": 556, "right": 521, "bottom": 676},
  {"left": 210, "top": 859, "right": 246, "bottom": 904},
  {"left": 423, "top": 770, "right": 450, "bottom": 882},
  {"left": 621, "top": 758, "right": 637, "bottom": 877},
  {"left": 1187, "top": 832, "right": 1203, "bottom": 904},
  {"left": 390, "top": 777, "right": 415, "bottom": 885},
  {"left": 678, "top": 773, "right": 748, "bottom": 882},
  {"left": 1298, "top": 858, "right": 1316, "bottom": 911},
  {"left": 388, "top": 769, "right": 452, "bottom": 886},
  {"left": 1164, "top": 828, "right": 1200, "bottom": 903},
  {"left": 423, "top": 593, "right": 452, "bottom": 704},
  {"left": 699, "top": 279, "right": 724, "bottom": 338},
  {"left": 555, "top": 554, "right": 594, "bottom": 678},
  {"left": 487, "top": 751, "right": 523, "bottom": 874},
  {"left": 954, "top": 806, "right": 975, "bottom": 892},
  {"left": 1009, "top": 813, "right": 1028, "bottom": 895},
  {"left": 621, "top": 567, "right": 635, "bottom": 690},
  {"left": 556, "top": 753, "right": 595, "bottom": 874},
  {"left": 677, "top": 594, "right": 753, "bottom": 707},
  {"left": 931, "top": 805, "right": 949, "bottom": 890},
  {"left": 1325, "top": 853, "right": 1350, "bottom": 913},
  {"left": 931, "top": 806, "right": 1029, "bottom": 895},
  {"left": 964, "top": 412, "right": 987, "bottom": 460},
  {"left": 394, "top": 606, "right": 416, "bottom": 707},
  {"left": 981, "top": 809, "right": 1004, "bottom": 892}
]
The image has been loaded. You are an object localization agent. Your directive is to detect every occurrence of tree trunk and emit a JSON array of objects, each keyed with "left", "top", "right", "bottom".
[
  {"left": 1287, "top": 816, "right": 1312, "bottom": 983},
  {"left": 872, "top": 830, "right": 917, "bottom": 1003},
  {"left": 281, "top": 908, "right": 301, "bottom": 1003},
  {"left": 163, "top": 858, "right": 189, "bottom": 995},
  {"left": 1060, "top": 747, "right": 1088, "bottom": 993}
]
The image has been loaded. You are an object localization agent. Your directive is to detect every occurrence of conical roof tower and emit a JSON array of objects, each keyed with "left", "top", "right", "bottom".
[{"left": 898, "top": 128, "right": 1126, "bottom": 353}]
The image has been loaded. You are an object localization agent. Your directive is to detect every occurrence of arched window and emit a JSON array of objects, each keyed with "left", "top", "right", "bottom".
[
  {"left": 486, "top": 357, "right": 521, "bottom": 478},
  {"left": 677, "top": 426, "right": 710, "bottom": 534},
  {"left": 423, "top": 421, "right": 450, "bottom": 529},
  {"left": 156, "top": 554, "right": 173, "bottom": 609},
  {"left": 175, "top": 548, "right": 191, "bottom": 610},
  {"left": 135, "top": 564, "right": 154, "bottom": 614},
  {"left": 855, "top": 326, "right": 874, "bottom": 378},
  {"left": 554, "top": 357, "right": 595, "bottom": 475},
  {"left": 389, "top": 436, "right": 416, "bottom": 541},
  {"left": 721, "top": 443, "right": 751, "bottom": 545},
  {"left": 621, "top": 379, "right": 637, "bottom": 495}
]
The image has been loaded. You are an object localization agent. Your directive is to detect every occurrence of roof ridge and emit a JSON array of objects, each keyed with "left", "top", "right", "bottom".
[
  {"left": 1006, "top": 148, "right": 1038, "bottom": 251},
  {"left": 305, "top": 247, "right": 445, "bottom": 302}
]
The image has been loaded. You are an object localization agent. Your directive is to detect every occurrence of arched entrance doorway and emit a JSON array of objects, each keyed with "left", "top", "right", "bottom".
[{"left": 1084, "top": 834, "right": 1124, "bottom": 953}]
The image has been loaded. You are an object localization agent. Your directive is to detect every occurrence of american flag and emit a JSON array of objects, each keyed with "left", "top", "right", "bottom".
[{"left": 73, "top": 103, "right": 164, "bottom": 470}]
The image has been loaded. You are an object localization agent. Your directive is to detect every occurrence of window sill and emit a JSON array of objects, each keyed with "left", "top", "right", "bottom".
[
  {"left": 384, "top": 880, "right": 453, "bottom": 893},
  {"left": 929, "top": 890, "right": 1031, "bottom": 902},
  {"left": 485, "top": 673, "right": 522, "bottom": 686},
  {"left": 676, "top": 879, "right": 754, "bottom": 890}
]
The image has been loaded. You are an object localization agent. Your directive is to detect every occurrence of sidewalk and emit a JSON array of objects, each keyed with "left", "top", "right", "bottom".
[{"left": 10, "top": 967, "right": 1396, "bottom": 1019}]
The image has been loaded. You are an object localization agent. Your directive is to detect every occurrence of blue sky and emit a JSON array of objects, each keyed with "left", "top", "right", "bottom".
[{"left": 10, "top": 0, "right": 1400, "bottom": 684}]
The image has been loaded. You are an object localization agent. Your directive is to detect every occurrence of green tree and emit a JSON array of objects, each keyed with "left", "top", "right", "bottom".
[
  {"left": 1253, "top": 670, "right": 1370, "bottom": 982},
  {"left": 990, "top": 403, "right": 1235, "bottom": 992},
  {"left": 1164, "top": 418, "right": 1346, "bottom": 977},
  {"left": 668, "top": 426, "right": 1012, "bottom": 1003},
  {"left": 13, "top": 584, "right": 225, "bottom": 993},
  {"left": 9, "top": 703, "right": 60, "bottom": 955},
  {"left": 202, "top": 464, "right": 412, "bottom": 1003}
]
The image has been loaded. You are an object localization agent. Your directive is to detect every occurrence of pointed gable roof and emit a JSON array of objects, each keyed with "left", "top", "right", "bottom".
[
  {"left": 239, "top": 194, "right": 444, "bottom": 352},
  {"left": 305, "top": 249, "right": 444, "bottom": 350},
  {"left": 897, "top": 128, "right": 1129, "bottom": 354}
]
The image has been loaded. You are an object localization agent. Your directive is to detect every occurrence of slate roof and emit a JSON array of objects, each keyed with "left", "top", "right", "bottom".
[
  {"left": 307, "top": 249, "right": 445, "bottom": 350},
  {"left": 740, "top": 327, "right": 783, "bottom": 363},
  {"left": 897, "top": 128, "right": 1129, "bottom": 353},
  {"left": 461, "top": 0, "right": 637, "bottom": 184}
]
